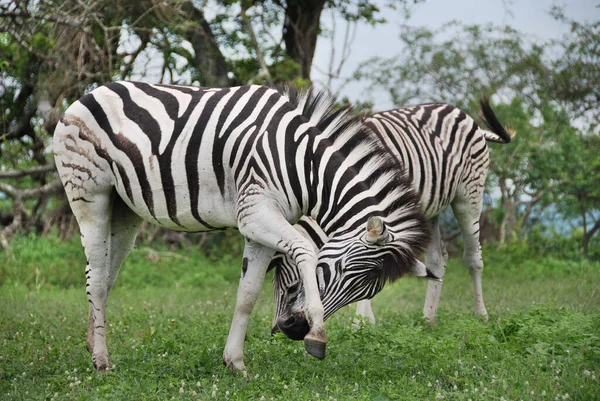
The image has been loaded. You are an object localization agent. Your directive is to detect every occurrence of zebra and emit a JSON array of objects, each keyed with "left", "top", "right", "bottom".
[
  {"left": 271, "top": 99, "right": 513, "bottom": 333},
  {"left": 53, "top": 81, "right": 431, "bottom": 374}
]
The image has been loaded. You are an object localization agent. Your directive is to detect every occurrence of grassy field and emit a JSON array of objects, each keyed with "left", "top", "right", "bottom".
[{"left": 1, "top": 236, "right": 599, "bottom": 400}]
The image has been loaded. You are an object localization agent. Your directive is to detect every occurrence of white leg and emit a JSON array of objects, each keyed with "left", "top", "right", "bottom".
[
  {"left": 105, "top": 196, "right": 143, "bottom": 293},
  {"left": 452, "top": 197, "right": 488, "bottom": 321},
  {"left": 86, "top": 195, "right": 142, "bottom": 355},
  {"left": 73, "top": 192, "right": 113, "bottom": 371},
  {"left": 354, "top": 299, "right": 376, "bottom": 328},
  {"left": 223, "top": 239, "right": 275, "bottom": 374},
  {"left": 237, "top": 194, "right": 326, "bottom": 358},
  {"left": 423, "top": 280, "right": 443, "bottom": 324},
  {"left": 422, "top": 216, "right": 447, "bottom": 325}
]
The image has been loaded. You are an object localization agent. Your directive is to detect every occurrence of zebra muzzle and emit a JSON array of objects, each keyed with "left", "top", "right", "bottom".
[{"left": 276, "top": 312, "right": 310, "bottom": 341}]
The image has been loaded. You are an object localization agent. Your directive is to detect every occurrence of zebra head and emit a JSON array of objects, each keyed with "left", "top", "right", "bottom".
[{"left": 272, "top": 215, "right": 434, "bottom": 340}]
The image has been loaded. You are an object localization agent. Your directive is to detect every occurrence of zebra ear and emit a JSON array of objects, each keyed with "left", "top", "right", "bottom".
[{"left": 366, "top": 216, "right": 388, "bottom": 245}]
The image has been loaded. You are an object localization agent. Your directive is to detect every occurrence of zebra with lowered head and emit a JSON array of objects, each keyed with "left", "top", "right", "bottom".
[
  {"left": 271, "top": 99, "right": 513, "bottom": 334},
  {"left": 53, "top": 81, "right": 431, "bottom": 374}
]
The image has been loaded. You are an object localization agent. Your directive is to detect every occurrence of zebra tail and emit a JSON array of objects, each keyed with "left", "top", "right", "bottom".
[{"left": 479, "top": 96, "right": 516, "bottom": 144}]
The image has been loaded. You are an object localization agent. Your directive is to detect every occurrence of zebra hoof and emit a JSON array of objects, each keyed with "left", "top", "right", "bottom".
[{"left": 304, "top": 338, "right": 326, "bottom": 359}]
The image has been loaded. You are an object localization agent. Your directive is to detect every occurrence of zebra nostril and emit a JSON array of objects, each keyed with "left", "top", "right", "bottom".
[
  {"left": 277, "top": 312, "right": 310, "bottom": 341},
  {"left": 283, "top": 315, "right": 296, "bottom": 327}
]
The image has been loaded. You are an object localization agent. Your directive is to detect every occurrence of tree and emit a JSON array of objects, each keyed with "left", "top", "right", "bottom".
[{"left": 0, "top": 0, "right": 421, "bottom": 247}]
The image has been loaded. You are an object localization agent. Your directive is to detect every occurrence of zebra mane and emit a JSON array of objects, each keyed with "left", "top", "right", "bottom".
[
  {"left": 282, "top": 86, "right": 429, "bottom": 283},
  {"left": 280, "top": 86, "right": 360, "bottom": 139}
]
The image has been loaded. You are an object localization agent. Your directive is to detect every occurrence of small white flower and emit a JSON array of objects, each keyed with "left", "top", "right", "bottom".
[
  {"left": 196, "top": 381, "right": 201, "bottom": 387},
  {"left": 435, "top": 393, "right": 444, "bottom": 399},
  {"left": 563, "top": 394, "right": 569, "bottom": 399},
  {"left": 583, "top": 370, "right": 591, "bottom": 376},
  {"left": 362, "top": 370, "right": 366, "bottom": 376}
]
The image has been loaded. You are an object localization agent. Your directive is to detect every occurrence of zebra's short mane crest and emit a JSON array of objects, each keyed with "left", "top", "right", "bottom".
[{"left": 281, "top": 86, "right": 360, "bottom": 141}]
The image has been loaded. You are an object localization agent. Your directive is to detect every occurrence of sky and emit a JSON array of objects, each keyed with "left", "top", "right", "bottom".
[{"left": 311, "top": 0, "right": 600, "bottom": 110}]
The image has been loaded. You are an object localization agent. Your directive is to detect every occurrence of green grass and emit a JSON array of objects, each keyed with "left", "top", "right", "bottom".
[{"left": 1, "top": 236, "right": 599, "bottom": 400}]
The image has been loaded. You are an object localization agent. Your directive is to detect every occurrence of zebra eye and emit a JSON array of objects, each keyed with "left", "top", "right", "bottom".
[{"left": 288, "top": 282, "right": 299, "bottom": 295}]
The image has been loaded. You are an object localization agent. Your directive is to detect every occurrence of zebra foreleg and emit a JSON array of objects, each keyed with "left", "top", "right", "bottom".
[
  {"left": 223, "top": 239, "right": 275, "bottom": 375},
  {"left": 423, "top": 216, "right": 447, "bottom": 325},
  {"left": 237, "top": 199, "right": 326, "bottom": 359}
]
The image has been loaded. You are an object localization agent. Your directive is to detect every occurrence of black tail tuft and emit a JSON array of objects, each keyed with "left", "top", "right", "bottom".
[{"left": 480, "top": 96, "right": 514, "bottom": 144}]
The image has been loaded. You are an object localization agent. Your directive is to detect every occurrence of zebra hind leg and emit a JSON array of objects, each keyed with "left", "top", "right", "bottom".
[
  {"left": 353, "top": 300, "right": 376, "bottom": 328},
  {"left": 71, "top": 191, "right": 113, "bottom": 371},
  {"left": 422, "top": 216, "right": 447, "bottom": 325},
  {"left": 86, "top": 194, "right": 142, "bottom": 358},
  {"left": 452, "top": 197, "right": 488, "bottom": 321}
]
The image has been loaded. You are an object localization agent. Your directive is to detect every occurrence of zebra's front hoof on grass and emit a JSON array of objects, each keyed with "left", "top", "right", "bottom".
[
  {"left": 92, "top": 354, "right": 112, "bottom": 372},
  {"left": 304, "top": 337, "right": 326, "bottom": 359},
  {"left": 223, "top": 352, "right": 248, "bottom": 377}
]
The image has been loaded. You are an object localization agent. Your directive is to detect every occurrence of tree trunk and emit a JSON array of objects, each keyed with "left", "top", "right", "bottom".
[
  {"left": 182, "top": 4, "right": 230, "bottom": 87},
  {"left": 580, "top": 212, "right": 600, "bottom": 256},
  {"left": 498, "top": 178, "right": 509, "bottom": 245},
  {"left": 283, "top": 0, "right": 327, "bottom": 81}
]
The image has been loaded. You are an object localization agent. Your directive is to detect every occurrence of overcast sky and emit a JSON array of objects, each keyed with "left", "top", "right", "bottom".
[{"left": 312, "top": 0, "right": 600, "bottom": 109}]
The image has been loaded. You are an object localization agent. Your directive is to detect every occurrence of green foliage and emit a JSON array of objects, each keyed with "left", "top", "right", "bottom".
[
  {"left": 0, "top": 235, "right": 243, "bottom": 290},
  {"left": 1, "top": 236, "right": 599, "bottom": 400}
]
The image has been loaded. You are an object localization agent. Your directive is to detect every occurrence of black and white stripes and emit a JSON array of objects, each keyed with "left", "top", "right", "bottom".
[
  {"left": 272, "top": 100, "right": 513, "bottom": 328},
  {"left": 53, "top": 81, "right": 430, "bottom": 372}
]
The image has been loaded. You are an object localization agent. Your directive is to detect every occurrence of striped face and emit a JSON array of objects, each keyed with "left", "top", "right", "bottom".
[{"left": 273, "top": 216, "right": 427, "bottom": 340}]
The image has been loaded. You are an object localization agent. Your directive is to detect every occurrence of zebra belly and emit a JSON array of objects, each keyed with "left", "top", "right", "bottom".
[{"left": 112, "top": 180, "right": 239, "bottom": 232}]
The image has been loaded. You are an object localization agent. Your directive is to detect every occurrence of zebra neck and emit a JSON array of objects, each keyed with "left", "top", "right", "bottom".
[{"left": 308, "top": 170, "right": 378, "bottom": 238}]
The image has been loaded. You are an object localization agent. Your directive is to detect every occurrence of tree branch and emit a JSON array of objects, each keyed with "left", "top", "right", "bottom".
[
  {"left": 240, "top": 4, "right": 273, "bottom": 86},
  {"left": 0, "top": 164, "right": 56, "bottom": 178}
]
